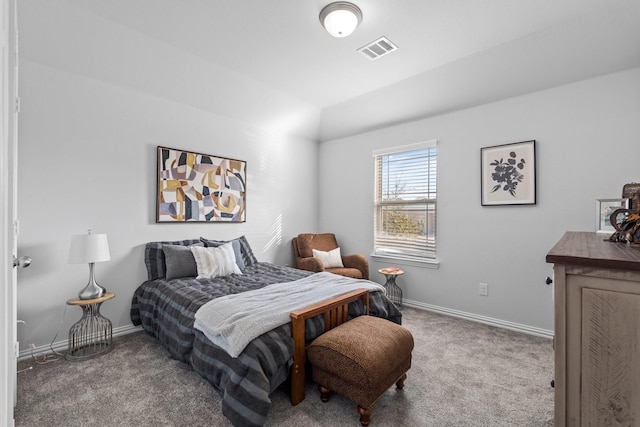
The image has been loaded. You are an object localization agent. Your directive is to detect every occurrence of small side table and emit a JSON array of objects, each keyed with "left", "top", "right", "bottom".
[
  {"left": 378, "top": 268, "right": 404, "bottom": 308},
  {"left": 66, "top": 292, "right": 115, "bottom": 361}
]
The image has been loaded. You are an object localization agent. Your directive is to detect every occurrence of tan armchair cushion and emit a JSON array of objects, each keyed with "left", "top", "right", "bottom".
[{"left": 296, "top": 233, "right": 339, "bottom": 258}]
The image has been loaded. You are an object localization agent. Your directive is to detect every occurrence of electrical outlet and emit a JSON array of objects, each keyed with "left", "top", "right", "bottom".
[{"left": 479, "top": 283, "right": 489, "bottom": 296}]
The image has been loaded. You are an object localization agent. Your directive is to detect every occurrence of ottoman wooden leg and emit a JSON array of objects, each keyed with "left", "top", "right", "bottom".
[
  {"left": 396, "top": 373, "right": 407, "bottom": 389},
  {"left": 357, "top": 405, "right": 372, "bottom": 426},
  {"left": 319, "top": 385, "right": 331, "bottom": 402}
]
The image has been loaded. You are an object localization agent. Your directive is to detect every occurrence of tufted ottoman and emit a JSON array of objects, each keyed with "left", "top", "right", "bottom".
[{"left": 307, "top": 315, "right": 414, "bottom": 426}]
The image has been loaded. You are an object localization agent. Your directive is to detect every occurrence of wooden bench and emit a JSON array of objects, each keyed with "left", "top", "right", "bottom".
[{"left": 289, "top": 288, "right": 370, "bottom": 405}]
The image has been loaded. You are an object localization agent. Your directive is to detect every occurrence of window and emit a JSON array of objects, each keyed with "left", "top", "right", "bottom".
[{"left": 373, "top": 140, "right": 437, "bottom": 260}]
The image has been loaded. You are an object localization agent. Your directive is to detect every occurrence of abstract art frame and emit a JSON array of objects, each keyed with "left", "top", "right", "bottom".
[
  {"left": 481, "top": 140, "right": 536, "bottom": 206},
  {"left": 156, "top": 146, "right": 247, "bottom": 223}
]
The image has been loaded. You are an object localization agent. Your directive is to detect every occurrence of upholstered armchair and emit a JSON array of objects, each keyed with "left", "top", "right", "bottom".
[{"left": 292, "top": 233, "right": 369, "bottom": 280}]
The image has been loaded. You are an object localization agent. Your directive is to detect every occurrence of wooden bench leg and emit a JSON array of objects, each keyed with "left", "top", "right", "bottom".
[
  {"left": 396, "top": 373, "right": 407, "bottom": 389},
  {"left": 357, "top": 405, "right": 372, "bottom": 426}
]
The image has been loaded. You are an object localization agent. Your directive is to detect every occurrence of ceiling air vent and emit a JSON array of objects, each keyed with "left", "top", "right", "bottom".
[{"left": 357, "top": 36, "right": 398, "bottom": 60}]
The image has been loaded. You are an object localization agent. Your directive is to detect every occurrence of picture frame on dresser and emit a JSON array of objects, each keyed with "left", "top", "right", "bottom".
[
  {"left": 595, "top": 198, "right": 629, "bottom": 233},
  {"left": 480, "top": 140, "right": 536, "bottom": 206},
  {"left": 156, "top": 146, "right": 247, "bottom": 223}
]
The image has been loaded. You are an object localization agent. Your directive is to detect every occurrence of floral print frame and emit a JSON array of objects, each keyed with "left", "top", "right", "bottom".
[{"left": 481, "top": 140, "right": 536, "bottom": 206}]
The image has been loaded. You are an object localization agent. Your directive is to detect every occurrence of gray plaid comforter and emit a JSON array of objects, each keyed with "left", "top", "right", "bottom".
[{"left": 130, "top": 262, "right": 402, "bottom": 426}]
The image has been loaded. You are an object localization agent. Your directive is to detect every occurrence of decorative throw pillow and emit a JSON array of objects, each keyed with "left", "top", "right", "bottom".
[
  {"left": 200, "top": 235, "right": 257, "bottom": 268},
  {"left": 229, "top": 240, "right": 246, "bottom": 270},
  {"left": 144, "top": 238, "right": 202, "bottom": 280},
  {"left": 312, "top": 247, "right": 344, "bottom": 268},
  {"left": 200, "top": 238, "right": 246, "bottom": 269},
  {"left": 163, "top": 244, "right": 203, "bottom": 280},
  {"left": 191, "top": 243, "right": 242, "bottom": 279},
  {"left": 238, "top": 235, "right": 259, "bottom": 266}
]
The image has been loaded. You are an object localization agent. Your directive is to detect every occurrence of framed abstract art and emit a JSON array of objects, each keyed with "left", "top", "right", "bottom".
[
  {"left": 481, "top": 140, "right": 536, "bottom": 206},
  {"left": 157, "top": 146, "right": 247, "bottom": 222}
]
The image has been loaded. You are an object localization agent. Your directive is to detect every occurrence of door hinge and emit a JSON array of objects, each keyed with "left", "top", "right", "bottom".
[
  {"left": 13, "top": 219, "right": 19, "bottom": 236},
  {"left": 15, "top": 97, "right": 20, "bottom": 113},
  {"left": 14, "top": 342, "right": 19, "bottom": 359}
]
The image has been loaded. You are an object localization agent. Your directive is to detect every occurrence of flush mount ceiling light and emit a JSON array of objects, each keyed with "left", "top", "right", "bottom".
[{"left": 319, "top": 2, "right": 363, "bottom": 38}]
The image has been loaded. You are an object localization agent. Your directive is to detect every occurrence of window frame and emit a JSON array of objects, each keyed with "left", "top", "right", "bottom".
[{"left": 372, "top": 140, "right": 438, "bottom": 266}]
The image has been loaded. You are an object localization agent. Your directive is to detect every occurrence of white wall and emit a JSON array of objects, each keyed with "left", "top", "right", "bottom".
[
  {"left": 15, "top": 1, "right": 320, "bottom": 351},
  {"left": 319, "top": 68, "right": 640, "bottom": 333},
  {"left": 14, "top": 0, "right": 640, "bottom": 349}
]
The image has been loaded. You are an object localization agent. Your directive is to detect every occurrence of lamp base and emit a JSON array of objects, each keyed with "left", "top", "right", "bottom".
[
  {"left": 78, "top": 281, "right": 104, "bottom": 300},
  {"left": 78, "top": 262, "right": 105, "bottom": 300}
]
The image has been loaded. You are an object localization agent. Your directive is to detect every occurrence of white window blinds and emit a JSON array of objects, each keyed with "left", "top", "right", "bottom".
[{"left": 373, "top": 140, "right": 437, "bottom": 259}]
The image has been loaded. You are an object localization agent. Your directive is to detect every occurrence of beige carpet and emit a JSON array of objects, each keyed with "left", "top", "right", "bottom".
[{"left": 15, "top": 307, "right": 554, "bottom": 426}]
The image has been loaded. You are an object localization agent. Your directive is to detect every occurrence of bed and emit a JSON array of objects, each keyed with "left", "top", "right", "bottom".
[{"left": 130, "top": 236, "right": 402, "bottom": 427}]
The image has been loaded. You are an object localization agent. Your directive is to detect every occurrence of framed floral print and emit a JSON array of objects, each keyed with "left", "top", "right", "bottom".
[{"left": 481, "top": 140, "right": 536, "bottom": 206}]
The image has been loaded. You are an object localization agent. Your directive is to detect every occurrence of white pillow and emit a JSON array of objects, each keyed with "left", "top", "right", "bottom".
[
  {"left": 312, "top": 247, "right": 344, "bottom": 268},
  {"left": 191, "top": 243, "right": 242, "bottom": 279}
]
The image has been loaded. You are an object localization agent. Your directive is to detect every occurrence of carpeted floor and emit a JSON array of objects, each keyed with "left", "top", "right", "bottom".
[{"left": 15, "top": 307, "right": 554, "bottom": 426}]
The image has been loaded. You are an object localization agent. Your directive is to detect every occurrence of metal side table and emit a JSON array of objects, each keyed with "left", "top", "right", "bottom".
[
  {"left": 378, "top": 268, "right": 404, "bottom": 308},
  {"left": 66, "top": 292, "right": 115, "bottom": 360}
]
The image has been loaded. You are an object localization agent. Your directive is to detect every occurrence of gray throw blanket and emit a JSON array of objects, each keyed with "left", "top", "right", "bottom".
[{"left": 193, "top": 272, "right": 384, "bottom": 357}]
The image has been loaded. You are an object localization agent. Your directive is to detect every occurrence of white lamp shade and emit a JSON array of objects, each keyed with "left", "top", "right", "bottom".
[
  {"left": 320, "top": 2, "right": 362, "bottom": 38},
  {"left": 68, "top": 233, "right": 111, "bottom": 264}
]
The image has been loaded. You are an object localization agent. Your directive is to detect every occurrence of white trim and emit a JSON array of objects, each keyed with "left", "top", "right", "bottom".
[
  {"left": 18, "top": 324, "right": 143, "bottom": 361},
  {"left": 403, "top": 299, "right": 554, "bottom": 340},
  {"left": 372, "top": 139, "right": 437, "bottom": 157},
  {"left": 371, "top": 253, "right": 440, "bottom": 269},
  {"left": 17, "top": 305, "right": 554, "bottom": 361},
  {"left": 1, "top": 1, "right": 16, "bottom": 425}
]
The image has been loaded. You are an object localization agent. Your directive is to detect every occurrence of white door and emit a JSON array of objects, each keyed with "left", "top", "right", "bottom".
[{"left": 1, "top": 0, "right": 19, "bottom": 425}]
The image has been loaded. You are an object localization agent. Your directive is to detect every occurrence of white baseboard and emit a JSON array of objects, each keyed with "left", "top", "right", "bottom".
[
  {"left": 402, "top": 298, "right": 554, "bottom": 340},
  {"left": 18, "top": 324, "right": 143, "bottom": 361},
  {"left": 19, "top": 303, "right": 553, "bottom": 361}
]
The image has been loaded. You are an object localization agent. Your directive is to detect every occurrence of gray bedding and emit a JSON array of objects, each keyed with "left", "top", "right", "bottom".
[{"left": 130, "top": 262, "right": 401, "bottom": 426}]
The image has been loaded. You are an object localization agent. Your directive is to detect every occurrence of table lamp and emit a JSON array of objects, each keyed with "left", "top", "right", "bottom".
[{"left": 68, "top": 230, "right": 110, "bottom": 300}]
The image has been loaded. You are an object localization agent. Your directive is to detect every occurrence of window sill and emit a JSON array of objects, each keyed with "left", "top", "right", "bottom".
[{"left": 370, "top": 254, "right": 440, "bottom": 269}]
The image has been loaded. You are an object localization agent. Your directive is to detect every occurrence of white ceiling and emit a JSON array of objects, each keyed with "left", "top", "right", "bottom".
[{"left": 60, "top": 0, "right": 640, "bottom": 139}]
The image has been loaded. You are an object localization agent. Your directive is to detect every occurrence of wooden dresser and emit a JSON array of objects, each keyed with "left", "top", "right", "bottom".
[{"left": 547, "top": 232, "right": 640, "bottom": 426}]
